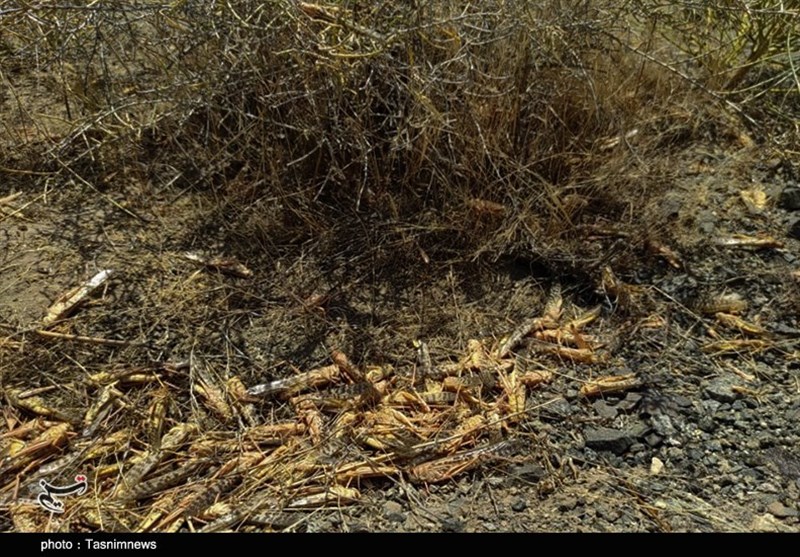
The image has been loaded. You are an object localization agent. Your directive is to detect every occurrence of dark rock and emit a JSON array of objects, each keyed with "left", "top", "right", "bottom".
[
  {"left": 789, "top": 218, "right": 800, "bottom": 241},
  {"left": 617, "top": 392, "right": 643, "bottom": 413},
  {"left": 650, "top": 414, "right": 677, "bottom": 438},
  {"left": 665, "top": 447, "right": 684, "bottom": 460},
  {"left": 741, "top": 468, "right": 764, "bottom": 481},
  {"left": 644, "top": 433, "right": 663, "bottom": 447},
  {"left": 767, "top": 501, "right": 799, "bottom": 518},
  {"left": 773, "top": 323, "right": 800, "bottom": 336},
  {"left": 649, "top": 481, "right": 666, "bottom": 493},
  {"left": 707, "top": 440, "right": 723, "bottom": 452},
  {"left": 383, "top": 501, "right": 403, "bottom": 516},
  {"left": 698, "top": 417, "right": 717, "bottom": 433},
  {"left": 759, "top": 482, "right": 780, "bottom": 494},
  {"left": 564, "top": 389, "right": 580, "bottom": 401},
  {"left": 687, "top": 448, "right": 704, "bottom": 461},
  {"left": 629, "top": 442, "right": 647, "bottom": 453},
  {"left": 779, "top": 187, "right": 800, "bottom": 210},
  {"left": 511, "top": 463, "right": 547, "bottom": 483},
  {"left": 440, "top": 517, "right": 464, "bottom": 533},
  {"left": 704, "top": 377, "right": 740, "bottom": 403},
  {"left": 714, "top": 411, "right": 736, "bottom": 425},
  {"left": 511, "top": 499, "right": 527, "bottom": 512},
  {"left": 541, "top": 397, "right": 573, "bottom": 421},
  {"left": 751, "top": 514, "right": 795, "bottom": 532},
  {"left": 584, "top": 427, "right": 636, "bottom": 455},
  {"left": 386, "top": 513, "right": 406, "bottom": 524},
  {"left": 597, "top": 505, "right": 621, "bottom": 522},
  {"left": 448, "top": 499, "right": 468, "bottom": 519},
  {"left": 557, "top": 496, "right": 578, "bottom": 512},
  {"left": 592, "top": 400, "right": 618, "bottom": 420}
]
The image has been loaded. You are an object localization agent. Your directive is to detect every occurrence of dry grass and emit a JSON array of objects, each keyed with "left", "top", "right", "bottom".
[{"left": 0, "top": 1, "right": 797, "bottom": 533}]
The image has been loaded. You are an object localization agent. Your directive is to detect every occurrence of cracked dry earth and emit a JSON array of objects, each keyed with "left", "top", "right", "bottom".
[{"left": 1, "top": 143, "right": 800, "bottom": 533}]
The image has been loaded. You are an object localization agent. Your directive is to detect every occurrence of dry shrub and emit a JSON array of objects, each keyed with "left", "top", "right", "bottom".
[{"left": 1, "top": 1, "right": 791, "bottom": 276}]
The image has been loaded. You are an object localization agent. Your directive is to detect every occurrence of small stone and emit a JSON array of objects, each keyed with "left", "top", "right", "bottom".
[
  {"left": 687, "top": 448, "right": 704, "bottom": 461},
  {"left": 440, "top": 517, "right": 464, "bottom": 533},
  {"left": 672, "top": 395, "right": 693, "bottom": 408},
  {"left": 650, "top": 482, "right": 666, "bottom": 493},
  {"left": 744, "top": 454, "right": 764, "bottom": 467},
  {"left": 744, "top": 438, "right": 760, "bottom": 450},
  {"left": 704, "top": 377, "right": 740, "bottom": 404},
  {"left": 767, "top": 501, "right": 799, "bottom": 518},
  {"left": 779, "top": 187, "right": 800, "bottom": 210},
  {"left": 665, "top": 447, "right": 684, "bottom": 460},
  {"left": 698, "top": 417, "right": 717, "bottom": 433},
  {"left": 541, "top": 397, "right": 573, "bottom": 421},
  {"left": 707, "top": 440, "right": 723, "bottom": 452},
  {"left": 644, "top": 433, "right": 663, "bottom": 447},
  {"left": 650, "top": 457, "right": 665, "bottom": 475},
  {"left": 511, "top": 499, "right": 527, "bottom": 512},
  {"left": 512, "top": 463, "right": 547, "bottom": 482},
  {"left": 751, "top": 514, "right": 795, "bottom": 532},
  {"left": 789, "top": 218, "right": 800, "bottom": 241},
  {"left": 564, "top": 389, "right": 580, "bottom": 401},
  {"left": 650, "top": 414, "right": 676, "bottom": 437},
  {"left": 629, "top": 442, "right": 646, "bottom": 454},
  {"left": 759, "top": 482, "right": 780, "bottom": 494},
  {"left": 383, "top": 501, "right": 403, "bottom": 516},
  {"left": 584, "top": 427, "right": 635, "bottom": 455},
  {"left": 592, "top": 399, "right": 618, "bottom": 420},
  {"left": 714, "top": 411, "right": 736, "bottom": 425},
  {"left": 741, "top": 468, "right": 763, "bottom": 481},
  {"left": 617, "top": 392, "right": 643, "bottom": 413},
  {"left": 558, "top": 496, "right": 578, "bottom": 512},
  {"left": 597, "top": 506, "right": 620, "bottom": 522},
  {"left": 386, "top": 513, "right": 405, "bottom": 524},
  {"left": 774, "top": 323, "right": 800, "bottom": 336}
]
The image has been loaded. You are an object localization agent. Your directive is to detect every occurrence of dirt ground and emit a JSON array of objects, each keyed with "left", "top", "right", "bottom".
[
  {"left": 2, "top": 134, "right": 799, "bottom": 532},
  {"left": 2, "top": 5, "right": 800, "bottom": 534}
]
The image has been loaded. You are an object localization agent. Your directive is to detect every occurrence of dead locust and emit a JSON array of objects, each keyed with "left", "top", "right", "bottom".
[
  {"left": 42, "top": 269, "right": 113, "bottom": 326},
  {"left": 715, "top": 313, "right": 770, "bottom": 337},
  {"left": 714, "top": 234, "right": 783, "bottom": 250},
  {"left": 182, "top": 252, "right": 252, "bottom": 278},
  {"left": 579, "top": 374, "right": 641, "bottom": 398}
]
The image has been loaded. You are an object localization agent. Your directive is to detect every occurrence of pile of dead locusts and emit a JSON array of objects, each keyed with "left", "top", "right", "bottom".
[{"left": 0, "top": 264, "right": 773, "bottom": 532}]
